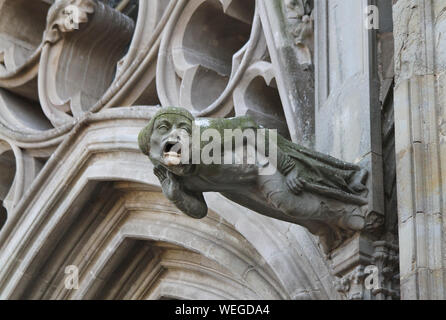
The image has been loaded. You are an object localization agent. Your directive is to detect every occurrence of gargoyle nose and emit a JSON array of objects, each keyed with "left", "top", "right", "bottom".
[
  {"left": 167, "top": 133, "right": 180, "bottom": 142},
  {"left": 168, "top": 128, "right": 185, "bottom": 142}
]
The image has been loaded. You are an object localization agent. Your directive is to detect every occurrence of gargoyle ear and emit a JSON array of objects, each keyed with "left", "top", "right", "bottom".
[{"left": 138, "top": 124, "right": 153, "bottom": 156}]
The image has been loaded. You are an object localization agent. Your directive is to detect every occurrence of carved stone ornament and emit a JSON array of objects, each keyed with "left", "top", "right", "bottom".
[
  {"left": 0, "top": 0, "right": 52, "bottom": 101},
  {"left": 44, "top": 0, "right": 95, "bottom": 44},
  {"left": 39, "top": 0, "right": 135, "bottom": 126},
  {"left": 139, "top": 107, "right": 373, "bottom": 252},
  {"left": 335, "top": 240, "right": 399, "bottom": 300},
  {"left": 283, "top": 0, "right": 314, "bottom": 65}
]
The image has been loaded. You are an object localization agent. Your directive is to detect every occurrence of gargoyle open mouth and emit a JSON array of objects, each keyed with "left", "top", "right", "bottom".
[{"left": 163, "top": 141, "right": 182, "bottom": 166}]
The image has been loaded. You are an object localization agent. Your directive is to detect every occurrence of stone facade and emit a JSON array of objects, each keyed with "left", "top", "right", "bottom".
[{"left": 0, "top": 0, "right": 443, "bottom": 300}]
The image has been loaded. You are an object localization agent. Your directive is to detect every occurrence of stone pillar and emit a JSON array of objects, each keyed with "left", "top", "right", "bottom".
[
  {"left": 315, "top": 0, "right": 384, "bottom": 218},
  {"left": 393, "top": 0, "right": 446, "bottom": 299},
  {"left": 258, "top": 0, "right": 315, "bottom": 147},
  {"left": 315, "top": 0, "right": 399, "bottom": 299}
]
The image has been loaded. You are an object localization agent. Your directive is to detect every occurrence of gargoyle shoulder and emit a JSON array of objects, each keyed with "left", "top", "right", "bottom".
[{"left": 194, "top": 115, "right": 259, "bottom": 133}]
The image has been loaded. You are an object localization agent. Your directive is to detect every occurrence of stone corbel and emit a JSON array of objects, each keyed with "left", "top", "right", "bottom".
[{"left": 38, "top": 0, "right": 135, "bottom": 127}]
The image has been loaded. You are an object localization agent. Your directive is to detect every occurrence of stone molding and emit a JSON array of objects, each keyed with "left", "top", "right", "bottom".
[{"left": 393, "top": 0, "right": 446, "bottom": 300}]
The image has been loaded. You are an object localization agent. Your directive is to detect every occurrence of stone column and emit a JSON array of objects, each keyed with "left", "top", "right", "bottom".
[
  {"left": 393, "top": 0, "right": 446, "bottom": 300},
  {"left": 315, "top": 0, "right": 384, "bottom": 218},
  {"left": 315, "top": 0, "right": 400, "bottom": 300},
  {"left": 258, "top": 0, "right": 315, "bottom": 147}
]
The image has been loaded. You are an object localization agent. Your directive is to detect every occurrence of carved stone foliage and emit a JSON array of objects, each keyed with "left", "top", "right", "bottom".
[
  {"left": 371, "top": 241, "right": 399, "bottom": 299},
  {"left": 335, "top": 265, "right": 367, "bottom": 300},
  {"left": 334, "top": 240, "right": 399, "bottom": 300}
]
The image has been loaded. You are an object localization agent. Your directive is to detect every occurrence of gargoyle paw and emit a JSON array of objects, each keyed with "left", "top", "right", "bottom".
[
  {"left": 286, "top": 176, "right": 305, "bottom": 194},
  {"left": 154, "top": 165, "right": 167, "bottom": 182}
]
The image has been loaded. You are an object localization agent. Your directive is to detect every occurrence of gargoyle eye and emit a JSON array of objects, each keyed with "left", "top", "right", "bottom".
[
  {"left": 157, "top": 123, "right": 170, "bottom": 131},
  {"left": 180, "top": 125, "right": 191, "bottom": 134}
]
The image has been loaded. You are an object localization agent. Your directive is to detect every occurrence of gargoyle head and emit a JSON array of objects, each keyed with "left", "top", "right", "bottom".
[{"left": 139, "top": 107, "right": 194, "bottom": 175}]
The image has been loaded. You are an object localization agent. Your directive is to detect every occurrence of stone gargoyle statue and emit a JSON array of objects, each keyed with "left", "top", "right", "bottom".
[{"left": 138, "top": 107, "right": 369, "bottom": 252}]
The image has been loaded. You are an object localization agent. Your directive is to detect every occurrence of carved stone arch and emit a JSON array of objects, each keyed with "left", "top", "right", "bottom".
[
  {"left": 157, "top": 0, "right": 260, "bottom": 117},
  {"left": 155, "top": 0, "right": 315, "bottom": 147},
  {"left": 115, "top": 0, "right": 167, "bottom": 77},
  {"left": 0, "top": 139, "right": 18, "bottom": 217},
  {"left": 0, "top": 136, "right": 50, "bottom": 233},
  {"left": 0, "top": 0, "right": 52, "bottom": 101},
  {"left": 101, "top": 0, "right": 175, "bottom": 108},
  {"left": 0, "top": 88, "right": 52, "bottom": 133},
  {"left": 10, "top": 179, "right": 286, "bottom": 299},
  {"left": 75, "top": 237, "right": 272, "bottom": 300},
  {"left": 233, "top": 61, "right": 291, "bottom": 139},
  {"left": 38, "top": 0, "right": 135, "bottom": 126},
  {"left": 62, "top": 190, "right": 287, "bottom": 300},
  {"left": 0, "top": 138, "right": 26, "bottom": 215},
  {"left": 0, "top": 159, "right": 286, "bottom": 299},
  {"left": 0, "top": 109, "right": 339, "bottom": 299}
]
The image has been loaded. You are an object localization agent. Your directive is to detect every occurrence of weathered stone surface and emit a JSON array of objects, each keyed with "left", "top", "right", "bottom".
[
  {"left": 0, "top": 0, "right": 440, "bottom": 301},
  {"left": 393, "top": 0, "right": 446, "bottom": 300},
  {"left": 138, "top": 106, "right": 370, "bottom": 253}
]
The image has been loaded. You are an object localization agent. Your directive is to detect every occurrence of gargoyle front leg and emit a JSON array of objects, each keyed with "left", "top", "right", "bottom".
[
  {"left": 285, "top": 168, "right": 305, "bottom": 195},
  {"left": 276, "top": 149, "right": 305, "bottom": 195},
  {"left": 153, "top": 165, "right": 208, "bottom": 219},
  {"left": 153, "top": 165, "right": 176, "bottom": 199}
]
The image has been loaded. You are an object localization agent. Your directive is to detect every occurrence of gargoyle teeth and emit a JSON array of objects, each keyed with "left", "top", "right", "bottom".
[
  {"left": 162, "top": 141, "right": 182, "bottom": 166},
  {"left": 163, "top": 151, "right": 181, "bottom": 166},
  {"left": 163, "top": 151, "right": 180, "bottom": 157}
]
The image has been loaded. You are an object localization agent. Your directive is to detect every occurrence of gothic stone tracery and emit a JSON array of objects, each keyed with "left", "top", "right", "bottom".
[{"left": 0, "top": 0, "right": 442, "bottom": 301}]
